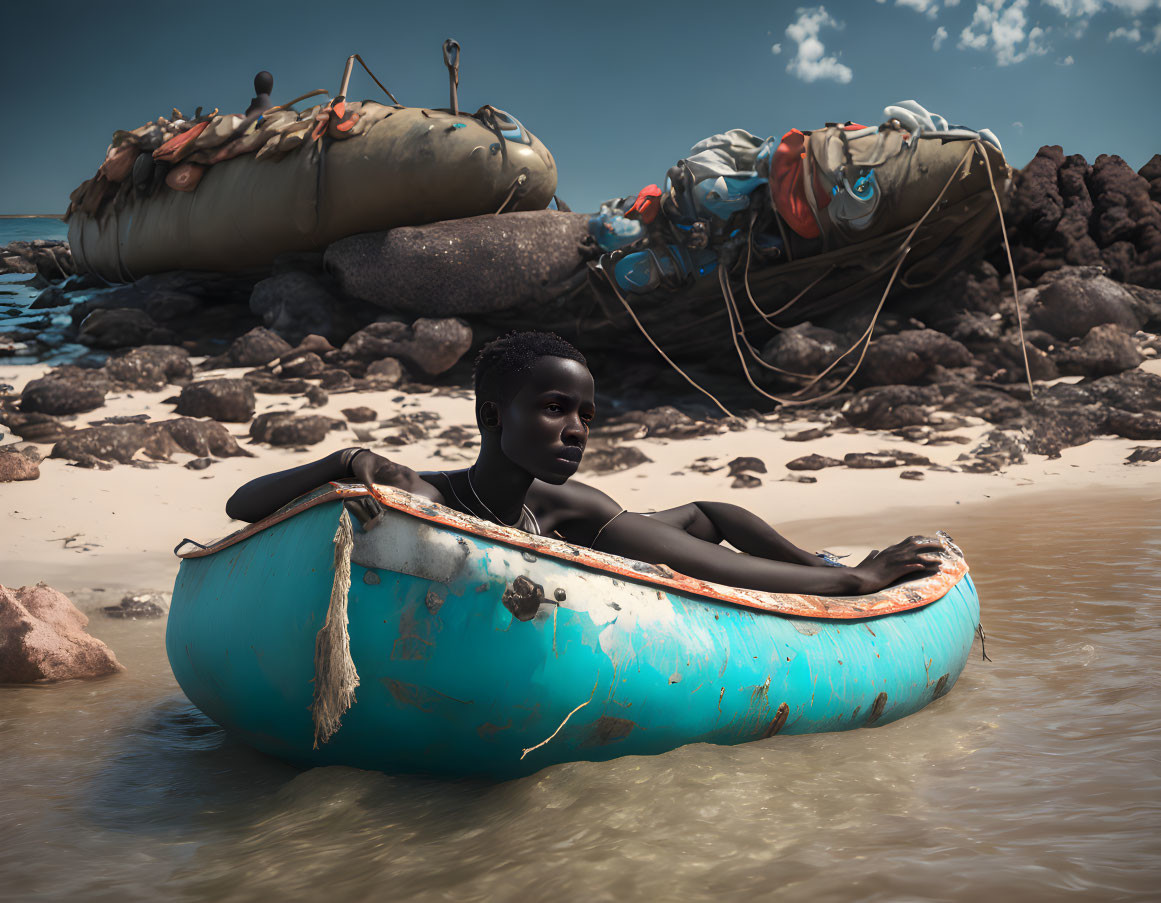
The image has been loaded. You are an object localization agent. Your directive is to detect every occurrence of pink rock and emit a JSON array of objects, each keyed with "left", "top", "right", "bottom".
[{"left": 0, "top": 583, "right": 123, "bottom": 683}]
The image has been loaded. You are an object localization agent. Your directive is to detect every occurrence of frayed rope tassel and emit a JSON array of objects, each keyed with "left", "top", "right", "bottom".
[{"left": 310, "top": 506, "right": 360, "bottom": 748}]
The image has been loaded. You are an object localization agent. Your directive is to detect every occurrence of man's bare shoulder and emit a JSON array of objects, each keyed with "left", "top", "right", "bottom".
[{"left": 528, "top": 478, "right": 622, "bottom": 533}]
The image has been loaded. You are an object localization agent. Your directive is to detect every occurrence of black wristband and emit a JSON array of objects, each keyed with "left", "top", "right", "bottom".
[{"left": 343, "top": 447, "right": 369, "bottom": 477}]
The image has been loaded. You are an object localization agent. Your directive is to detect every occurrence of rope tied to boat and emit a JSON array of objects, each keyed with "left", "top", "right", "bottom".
[{"left": 310, "top": 506, "right": 360, "bottom": 748}]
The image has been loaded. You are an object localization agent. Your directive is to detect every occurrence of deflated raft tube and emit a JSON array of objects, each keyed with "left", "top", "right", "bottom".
[
  {"left": 168, "top": 484, "right": 980, "bottom": 780},
  {"left": 68, "top": 104, "right": 556, "bottom": 281}
]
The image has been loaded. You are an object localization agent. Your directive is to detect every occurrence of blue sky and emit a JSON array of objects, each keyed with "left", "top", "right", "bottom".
[{"left": 1, "top": 0, "right": 1158, "bottom": 214}]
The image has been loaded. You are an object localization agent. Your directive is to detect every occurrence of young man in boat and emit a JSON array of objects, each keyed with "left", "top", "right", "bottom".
[{"left": 227, "top": 331, "right": 942, "bottom": 596}]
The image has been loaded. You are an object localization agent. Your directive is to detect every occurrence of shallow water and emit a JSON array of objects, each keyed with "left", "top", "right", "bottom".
[
  {"left": 1, "top": 217, "right": 100, "bottom": 366},
  {"left": 2, "top": 491, "right": 1158, "bottom": 902}
]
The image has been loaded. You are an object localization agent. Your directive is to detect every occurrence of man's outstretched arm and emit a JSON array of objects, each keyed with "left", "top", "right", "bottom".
[
  {"left": 225, "top": 449, "right": 440, "bottom": 523},
  {"left": 595, "top": 511, "right": 941, "bottom": 596},
  {"left": 644, "top": 501, "right": 825, "bottom": 567}
]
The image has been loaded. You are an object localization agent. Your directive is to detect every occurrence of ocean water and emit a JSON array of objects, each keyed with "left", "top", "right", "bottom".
[
  {"left": 0, "top": 491, "right": 1157, "bottom": 902},
  {"left": 0, "top": 217, "right": 69, "bottom": 245},
  {"left": 1, "top": 217, "right": 93, "bottom": 365}
]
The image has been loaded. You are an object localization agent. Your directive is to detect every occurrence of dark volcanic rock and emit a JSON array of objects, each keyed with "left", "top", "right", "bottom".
[
  {"left": 760, "top": 324, "right": 844, "bottom": 375},
  {"left": 0, "top": 446, "right": 40, "bottom": 481},
  {"left": 1090, "top": 154, "right": 1161, "bottom": 285},
  {"left": 30, "top": 285, "right": 70, "bottom": 309},
  {"left": 270, "top": 350, "right": 325, "bottom": 379},
  {"left": 727, "top": 456, "right": 766, "bottom": 476},
  {"left": 1055, "top": 154, "right": 1103, "bottom": 267},
  {"left": 1006, "top": 147, "right": 1161, "bottom": 287},
  {"left": 104, "top": 345, "right": 192, "bottom": 390},
  {"left": 175, "top": 379, "right": 255, "bottom": 422},
  {"left": 304, "top": 385, "right": 328, "bottom": 407},
  {"left": 1027, "top": 269, "right": 1145, "bottom": 339},
  {"left": 0, "top": 411, "right": 74, "bottom": 442},
  {"left": 600, "top": 406, "right": 725, "bottom": 440},
  {"left": 948, "top": 310, "right": 1003, "bottom": 347},
  {"left": 320, "top": 368, "right": 357, "bottom": 390},
  {"left": 0, "top": 583, "right": 122, "bottom": 683},
  {"left": 858, "top": 329, "right": 974, "bottom": 386},
  {"left": 1106, "top": 409, "right": 1161, "bottom": 440},
  {"left": 77, "top": 308, "right": 176, "bottom": 349},
  {"left": 21, "top": 366, "right": 110, "bottom": 415},
  {"left": 1126, "top": 446, "right": 1161, "bottom": 464},
  {"left": 102, "top": 592, "right": 167, "bottom": 619},
  {"left": 843, "top": 451, "right": 932, "bottom": 469},
  {"left": 1052, "top": 368, "right": 1161, "bottom": 413},
  {"left": 731, "top": 473, "right": 762, "bottom": 488},
  {"left": 0, "top": 239, "right": 74, "bottom": 279},
  {"left": 367, "top": 358, "right": 406, "bottom": 386},
  {"left": 205, "top": 327, "right": 293, "bottom": 368},
  {"left": 955, "top": 430, "right": 1027, "bottom": 473},
  {"left": 242, "top": 372, "right": 311, "bottom": 395},
  {"left": 938, "top": 385, "right": 1024, "bottom": 423},
  {"left": 341, "top": 318, "right": 472, "bottom": 376},
  {"left": 160, "top": 418, "right": 253, "bottom": 458},
  {"left": 341, "top": 406, "right": 378, "bottom": 423},
  {"left": 578, "top": 444, "right": 652, "bottom": 475},
  {"left": 249, "top": 412, "right": 342, "bottom": 446},
  {"left": 1008, "top": 145, "right": 1065, "bottom": 247},
  {"left": 295, "top": 334, "right": 337, "bottom": 356},
  {"left": 842, "top": 385, "right": 942, "bottom": 430},
  {"left": 1055, "top": 324, "right": 1143, "bottom": 377},
  {"left": 785, "top": 427, "right": 831, "bottom": 442},
  {"left": 249, "top": 271, "right": 345, "bottom": 344},
  {"left": 786, "top": 453, "right": 842, "bottom": 471},
  {"left": 52, "top": 423, "right": 178, "bottom": 464},
  {"left": 51, "top": 418, "right": 251, "bottom": 465},
  {"left": 1021, "top": 401, "right": 1108, "bottom": 457}
]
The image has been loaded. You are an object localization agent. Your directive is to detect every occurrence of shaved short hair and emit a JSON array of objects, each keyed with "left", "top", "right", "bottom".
[{"left": 473, "top": 331, "right": 587, "bottom": 404}]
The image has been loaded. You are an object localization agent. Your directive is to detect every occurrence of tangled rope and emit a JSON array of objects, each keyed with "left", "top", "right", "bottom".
[{"left": 600, "top": 138, "right": 1033, "bottom": 410}]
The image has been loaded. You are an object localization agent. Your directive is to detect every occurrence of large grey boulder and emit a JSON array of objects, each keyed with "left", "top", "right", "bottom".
[
  {"left": 326, "top": 211, "right": 596, "bottom": 315},
  {"left": 175, "top": 379, "right": 255, "bottom": 422}
]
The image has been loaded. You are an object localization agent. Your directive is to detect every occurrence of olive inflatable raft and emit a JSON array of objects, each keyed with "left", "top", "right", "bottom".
[
  {"left": 66, "top": 82, "right": 555, "bottom": 280},
  {"left": 168, "top": 483, "right": 980, "bottom": 780}
]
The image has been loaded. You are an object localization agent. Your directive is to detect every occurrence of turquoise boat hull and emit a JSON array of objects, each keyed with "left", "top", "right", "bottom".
[{"left": 168, "top": 489, "right": 980, "bottom": 779}]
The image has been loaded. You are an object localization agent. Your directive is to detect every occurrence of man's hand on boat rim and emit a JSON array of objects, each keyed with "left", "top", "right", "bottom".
[{"left": 851, "top": 536, "right": 945, "bottom": 594}]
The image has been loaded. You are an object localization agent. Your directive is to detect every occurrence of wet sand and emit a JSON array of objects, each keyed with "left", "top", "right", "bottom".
[{"left": 1, "top": 490, "right": 1157, "bottom": 901}]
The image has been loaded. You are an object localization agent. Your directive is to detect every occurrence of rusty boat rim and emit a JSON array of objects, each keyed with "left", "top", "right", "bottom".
[{"left": 174, "top": 481, "right": 968, "bottom": 620}]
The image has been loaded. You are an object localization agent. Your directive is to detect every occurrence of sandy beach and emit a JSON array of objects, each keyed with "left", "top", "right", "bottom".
[{"left": 4, "top": 356, "right": 1158, "bottom": 595}]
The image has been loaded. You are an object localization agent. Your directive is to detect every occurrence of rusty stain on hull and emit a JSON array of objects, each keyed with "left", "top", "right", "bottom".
[
  {"left": 502, "top": 575, "right": 545, "bottom": 621},
  {"left": 588, "top": 716, "right": 637, "bottom": 746},
  {"left": 382, "top": 678, "right": 473, "bottom": 713},
  {"left": 476, "top": 720, "right": 512, "bottom": 740},
  {"left": 932, "top": 673, "right": 950, "bottom": 699},
  {"left": 867, "top": 691, "right": 889, "bottom": 724},
  {"left": 762, "top": 702, "right": 790, "bottom": 738}
]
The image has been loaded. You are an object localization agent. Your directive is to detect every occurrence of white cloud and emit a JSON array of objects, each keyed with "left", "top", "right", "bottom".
[
  {"left": 1057, "top": 53, "right": 1076, "bottom": 63},
  {"left": 1143, "top": 21, "right": 1161, "bottom": 48},
  {"left": 785, "top": 7, "right": 854, "bottom": 83},
  {"left": 1109, "top": 23, "right": 1143, "bottom": 40},
  {"left": 897, "top": 0, "right": 941, "bottom": 16},
  {"left": 958, "top": 0, "right": 1050, "bottom": 65},
  {"left": 945, "top": 0, "right": 961, "bottom": 5},
  {"left": 771, "top": 42, "right": 783, "bottom": 54},
  {"left": 1012, "top": 120, "right": 1025, "bottom": 129},
  {"left": 1041, "top": 0, "right": 1102, "bottom": 15},
  {"left": 933, "top": 24, "right": 950, "bottom": 47}
]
